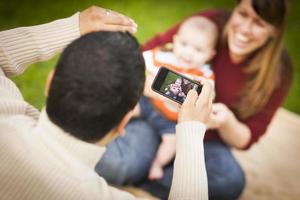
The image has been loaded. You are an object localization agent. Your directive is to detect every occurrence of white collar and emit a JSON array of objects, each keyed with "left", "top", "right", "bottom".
[{"left": 36, "top": 109, "right": 106, "bottom": 168}]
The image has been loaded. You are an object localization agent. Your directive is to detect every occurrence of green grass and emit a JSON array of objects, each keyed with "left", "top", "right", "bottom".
[
  {"left": 1, "top": 0, "right": 299, "bottom": 114},
  {"left": 161, "top": 73, "right": 181, "bottom": 93}
]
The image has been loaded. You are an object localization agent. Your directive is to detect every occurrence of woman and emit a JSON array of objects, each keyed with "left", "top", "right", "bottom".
[{"left": 96, "top": 0, "right": 292, "bottom": 199}]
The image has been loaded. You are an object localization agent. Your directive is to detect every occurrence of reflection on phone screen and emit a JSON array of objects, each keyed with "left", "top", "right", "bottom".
[{"left": 159, "top": 72, "right": 199, "bottom": 103}]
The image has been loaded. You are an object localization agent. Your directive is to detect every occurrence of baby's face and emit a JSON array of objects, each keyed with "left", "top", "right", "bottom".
[
  {"left": 173, "top": 26, "right": 215, "bottom": 68},
  {"left": 169, "top": 84, "right": 181, "bottom": 95},
  {"left": 174, "top": 78, "right": 182, "bottom": 86}
]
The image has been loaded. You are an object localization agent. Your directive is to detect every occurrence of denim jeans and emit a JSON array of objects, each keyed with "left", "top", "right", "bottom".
[
  {"left": 95, "top": 119, "right": 160, "bottom": 185},
  {"left": 139, "top": 96, "right": 176, "bottom": 136},
  {"left": 95, "top": 119, "right": 245, "bottom": 200}
]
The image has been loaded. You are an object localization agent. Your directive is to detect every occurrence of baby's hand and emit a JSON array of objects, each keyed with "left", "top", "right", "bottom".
[{"left": 148, "top": 162, "right": 164, "bottom": 180}]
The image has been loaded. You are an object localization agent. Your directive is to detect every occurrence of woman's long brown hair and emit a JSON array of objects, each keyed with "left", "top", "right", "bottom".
[{"left": 224, "top": 0, "right": 288, "bottom": 119}]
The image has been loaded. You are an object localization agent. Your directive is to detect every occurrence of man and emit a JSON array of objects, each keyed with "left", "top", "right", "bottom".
[{"left": 0, "top": 6, "right": 213, "bottom": 200}]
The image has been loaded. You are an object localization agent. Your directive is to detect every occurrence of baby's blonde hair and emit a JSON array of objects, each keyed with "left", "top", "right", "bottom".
[{"left": 178, "top": 16, "right": 218, "bottom": 48}]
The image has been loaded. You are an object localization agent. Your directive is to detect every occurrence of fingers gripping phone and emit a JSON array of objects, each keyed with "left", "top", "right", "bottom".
[{"left": 151, "top": 67, "right": 203, "bottom": 104}]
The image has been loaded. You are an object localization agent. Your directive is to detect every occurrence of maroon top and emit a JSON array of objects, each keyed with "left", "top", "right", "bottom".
[{"left": 143, "top": 9, "right": 293, "bottom": 149}]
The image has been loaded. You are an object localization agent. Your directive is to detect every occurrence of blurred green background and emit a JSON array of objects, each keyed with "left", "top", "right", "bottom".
[{"left": 1, "top": 0, "right": 299, "bottom": 114}]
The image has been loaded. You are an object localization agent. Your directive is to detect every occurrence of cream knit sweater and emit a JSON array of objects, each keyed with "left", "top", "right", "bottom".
[{"left": 0, "top": 12, "right": 208, "bottom": 200}]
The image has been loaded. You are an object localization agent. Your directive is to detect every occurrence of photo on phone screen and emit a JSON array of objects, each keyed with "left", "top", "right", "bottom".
[{"left": 151, "top": 67, "right": 202, "bottom": 104}]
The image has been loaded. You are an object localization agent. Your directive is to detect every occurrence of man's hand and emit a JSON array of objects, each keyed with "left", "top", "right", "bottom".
[
  {"left": 178, "top": 80, "right": 213, "bottom": 123},
  {"left": 79, "top": 6, "right": 138, "bottom": 35}
]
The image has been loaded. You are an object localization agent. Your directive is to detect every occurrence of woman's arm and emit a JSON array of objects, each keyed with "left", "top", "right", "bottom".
[
  {"left": 209, "top": 70, "right": 292, "bottom": 150},
  {"left": 0, "top": 6, "right": 137, "bottom": 119},
  {"left": 207, "top": 103, "right": 251, "bottom": 149}
]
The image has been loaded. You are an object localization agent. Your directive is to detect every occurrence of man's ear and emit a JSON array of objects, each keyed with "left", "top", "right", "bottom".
[
  {"left": 96, "top": 109, "right": 135, "bottom": 146},
  {"left": 115, "top": 110, "right": 134, "bottom": 137},
  {"left": 45, "top": 69, "right": 55, "bottom": 97}
]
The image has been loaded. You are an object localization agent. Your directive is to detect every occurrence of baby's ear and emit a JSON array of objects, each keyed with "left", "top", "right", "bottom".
[
  {"left": 209, "top": 49, "right": 216, "bottom": 60},
  {"left": 173, "top": 34, "right": 178, "bottom": 42}
]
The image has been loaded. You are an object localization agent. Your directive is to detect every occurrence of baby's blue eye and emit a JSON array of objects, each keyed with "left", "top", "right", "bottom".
[
  {"left": 195, "top": 47, "right": 203, "bottom": 52},
  {"left": 181, "top": 41, "right": 187, "bottom": 46}
]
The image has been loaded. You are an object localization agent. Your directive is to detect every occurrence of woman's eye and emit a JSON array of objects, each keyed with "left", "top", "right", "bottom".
[
  {"left": 238, "top": 10, "right": 247, "bottom": 18},
  {"left": 255, "top": 20, "right": 265, "bottom": 27}
]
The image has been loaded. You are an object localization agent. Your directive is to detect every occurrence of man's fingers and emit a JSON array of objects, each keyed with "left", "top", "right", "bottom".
[
  {"left": 196, "top": 80, "right": 212, "bottom": 107},
  {"left": 192, "top": 75, "right": 205, "bottom": 84},
  {"left": 94, "top": 7, "right": 137, "bottom": 28},
  {"left": 183, "top": 89, "right": 198, "bottom": 106},
  {"left": 104, "top": 11, "right": 137, "bottom": 27},
  {"left": 80, "top": 6, "right": 138, "bottom": 35},
  {"left": 196, "top": 80, "right": 213, "bottom": 119},
  {"left": 101, "top": 24, "right": 137, "bottom": 34}
]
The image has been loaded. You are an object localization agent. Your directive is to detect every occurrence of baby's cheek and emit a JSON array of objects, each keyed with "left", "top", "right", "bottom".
[{"left": 170, "top": 88, "right": 178, "bottom": 94}]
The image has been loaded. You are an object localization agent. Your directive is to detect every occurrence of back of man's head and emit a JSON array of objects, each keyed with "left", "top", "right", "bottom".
[{"left": 46, "top": 31, "right": 145, "bottom": 143}]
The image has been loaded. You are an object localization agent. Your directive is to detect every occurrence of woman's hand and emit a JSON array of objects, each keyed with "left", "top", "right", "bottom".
[
  {"left": 206, "top": 103, "right": 234, "bottom": 129},
  {"left": 207, "top": 103, "right": 251, "bottom": 149},
  {"left": 79, "top": 6, "right": 137, "bottom": 35},
  {"left": 178, "top": 80, "right": 214, "bottom": 124}
]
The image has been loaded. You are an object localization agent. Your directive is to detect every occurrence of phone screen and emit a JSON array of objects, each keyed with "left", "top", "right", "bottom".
[{"left": 151, "top": 67, "right": 202, "bottom": 104}]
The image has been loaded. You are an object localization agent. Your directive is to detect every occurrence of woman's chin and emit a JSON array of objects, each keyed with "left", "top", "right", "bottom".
[{"left": 229, "top": 43, "right": 250, "bottom": 59}]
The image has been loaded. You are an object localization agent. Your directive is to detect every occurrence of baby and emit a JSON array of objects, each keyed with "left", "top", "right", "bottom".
[
  {"left": 165, "top": 78, "right": 187, "bottom": 102},
  {"left": 141, "top": 16, "right": 218, "bottom": 180}
]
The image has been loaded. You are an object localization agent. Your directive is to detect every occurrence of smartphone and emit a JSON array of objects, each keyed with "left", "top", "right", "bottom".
[{"left": 151, "top": 66, "right": 203, "bottom": 104}]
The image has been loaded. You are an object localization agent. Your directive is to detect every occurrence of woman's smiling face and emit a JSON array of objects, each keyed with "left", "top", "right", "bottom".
[{"left": 227, "top": 0, "right": 276, "bottom": 62}]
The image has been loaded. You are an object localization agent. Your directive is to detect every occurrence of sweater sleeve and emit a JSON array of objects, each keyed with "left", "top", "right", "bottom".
[
  {"left": 169, "top": 121, "right": 208, "bottom": 200},
  {"left": 0, "top": 13, "right": 80, "bottom": 119},
  {"left": 0, "top": 13, "right": 80, "bottom": 77}
]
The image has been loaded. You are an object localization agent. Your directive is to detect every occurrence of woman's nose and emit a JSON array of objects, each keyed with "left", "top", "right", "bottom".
[{"left": 239, "top": 19, "right": 253, "bottom": 35}]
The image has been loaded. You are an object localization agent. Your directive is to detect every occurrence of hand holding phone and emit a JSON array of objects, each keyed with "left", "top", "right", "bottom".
[
  {"left": 151, "top": 67, "right": 203, "bottom": 104},
  {"left": 178, "top": 80, "right": 214, "bottom": 123}
]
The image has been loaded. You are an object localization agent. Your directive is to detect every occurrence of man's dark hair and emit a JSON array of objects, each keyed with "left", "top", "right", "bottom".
[{"left": 46, "top": 31, "right": 145, "bottom": 143}]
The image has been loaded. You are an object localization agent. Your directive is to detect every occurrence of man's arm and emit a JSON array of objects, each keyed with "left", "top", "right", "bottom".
[
  {"left": 0, "top": 13, "right": 80, "bottom": 77},
  {"left": 0, "top": 6, "right": 137, "bottom": 78},
  {"left": 0, "top": 12, "right": 80, "bottom": 119},
  {"left": 169, "top": 81, "right": 213, "bottom": 200},
  {"left": 0, "top": 6, "right": 137, "bottom": 119}
]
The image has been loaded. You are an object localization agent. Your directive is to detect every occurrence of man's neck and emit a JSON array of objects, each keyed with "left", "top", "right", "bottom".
[{"left": 96, "top": 130, "right": 118, "bottom": 147}]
